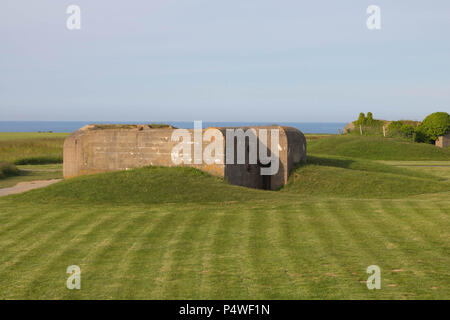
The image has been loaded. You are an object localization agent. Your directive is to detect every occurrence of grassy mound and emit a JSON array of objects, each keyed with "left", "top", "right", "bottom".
[
  {"left": 0, "top": 162, "right": 19, "bottom": 179},
  {"left": 308, "top": 135, "right": 450, "bottom": 160},
  {"left": 10, "top": 156, "right": 450, "bottom": 203},
  {"left": 282, "top": 156, "right": 450, "bottom": 198},
  {"left": 14, "top": 166, "right": 266, "bottom": 205}
]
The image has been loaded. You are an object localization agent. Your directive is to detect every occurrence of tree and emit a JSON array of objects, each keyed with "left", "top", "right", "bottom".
[
  {"left": 416, "top": 112, "right": 450, "bottom": 142},
  {"left": 356, "top": 113, "right": 366, "bottom": 126},
  {"left": 366, "top": 112, "right": 374, "bottom": 125}
]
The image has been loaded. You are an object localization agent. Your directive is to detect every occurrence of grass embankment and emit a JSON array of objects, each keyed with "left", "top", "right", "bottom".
[
  {"left": 0, "top": 134, "right": 449, "bottom": 299},
  {"left": 308, "top": 135, "right": 450, "bottom": 160},
  {"left": 282, "top": 156, "right": 450, "bottom": 198}
]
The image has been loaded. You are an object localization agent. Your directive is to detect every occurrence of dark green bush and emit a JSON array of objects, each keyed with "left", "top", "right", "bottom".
[
  {"left": 400, "top": 124, "right": 415, "bottom": 139},
  {"left": 416, "top": 112, "right": 450, "bottom": 142},
  {"left": 414, "top": 127, "right": 433, "bottom": 143},
  {"left": 13, "top": 156, "right": 63, "bottom": 165},
  {"left": 0, "top": 162, "right": 20, "bottom": 179}
]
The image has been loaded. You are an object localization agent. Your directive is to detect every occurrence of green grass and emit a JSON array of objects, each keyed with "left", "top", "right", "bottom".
[
  {"left": 379, "top": 161, "right": 450, "bottom": 182},
  {"left": 0, "top": 179, "right": 448, "bottom": 299},
  {"left": 281, "top": 156, "right": 450, "bottom": 198},
  {"left": 0, "top": 132, "right": 68, "bottom": 164},
  {"left": 308, "top": 135, "right": 450, "bottom": 160},
  {"left": 15, "top": 166, "right": 268, "bottom": 205},
  {"left": 0, "top": 132, "right": 69, "bottom": 141},
  {"left": 0, "top": 133, "right": 449, "bottom": 299}
]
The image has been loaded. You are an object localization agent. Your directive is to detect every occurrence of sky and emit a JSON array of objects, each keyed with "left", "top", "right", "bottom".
[{"left": 1, "top": 0, "right": 449, "bottom": 122}]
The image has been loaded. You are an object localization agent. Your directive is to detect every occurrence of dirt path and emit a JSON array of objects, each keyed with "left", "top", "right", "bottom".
[{"left": 0, "top": 179, "right": 61, "bottom": 197}]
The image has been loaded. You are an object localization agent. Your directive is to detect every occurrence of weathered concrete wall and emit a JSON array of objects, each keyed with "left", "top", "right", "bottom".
[
  {"left": 436, "top": 132, "right": 450, "bottom": 148},
  {"left": 284, "top": 126, "right": 307, "bottom": 177},
  {"left": 63, "top": 125, "right": 224, "bottom": 179},
  {"left": 64, "top": 124, "right": 307, "bottom": 190},
  {"left": 216, "top": 126, "right": 291, "bottom": 190}
]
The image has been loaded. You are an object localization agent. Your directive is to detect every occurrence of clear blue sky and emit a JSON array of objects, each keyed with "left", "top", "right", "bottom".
[{"left": 1, "top": 0, "right": 449, "bottom": 122}]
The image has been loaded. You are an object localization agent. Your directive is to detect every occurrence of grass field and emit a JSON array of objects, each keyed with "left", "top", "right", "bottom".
[
  {"left": 0, "top": 132, "right": 68, "bottom": 165},
  {"left": 0, "top": 133, "right": 449, "bottom": 299},
  {"left": 308, "top": 135, "right": 450, "bottom": 160}
]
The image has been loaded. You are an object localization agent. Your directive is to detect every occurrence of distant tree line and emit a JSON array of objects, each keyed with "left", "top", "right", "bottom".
[{"left": 348, "top": 111, "right": 450, "bottom": 144}]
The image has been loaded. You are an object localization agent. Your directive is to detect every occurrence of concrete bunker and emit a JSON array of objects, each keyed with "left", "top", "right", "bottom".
[{"left": 63, "top": 124, "right": 307, "bottom": 190}]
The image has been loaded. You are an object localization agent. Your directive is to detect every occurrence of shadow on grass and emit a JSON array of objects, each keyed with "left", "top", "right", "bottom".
[
  {"left": 305, "top": 155, "right": 355, "bottom": 168},
  {"left": 13, "top": 156, "right": 62, "bottom": 165}
]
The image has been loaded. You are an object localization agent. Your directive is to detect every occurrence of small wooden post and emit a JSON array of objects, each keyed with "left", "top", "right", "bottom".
[
  {"left": 383, "top": 126, "right": 386, "bottom": 137},
  {"left": 360, "top": 125, "right": 363, "bottom": 136}
]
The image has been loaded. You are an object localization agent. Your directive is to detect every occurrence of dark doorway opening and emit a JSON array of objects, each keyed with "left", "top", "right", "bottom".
[
  {"left": 262, "top": 174, "right": 271, "bottom": 190},
  {"left": 258, "top": 160, "right": 272, "bottom": 190}
]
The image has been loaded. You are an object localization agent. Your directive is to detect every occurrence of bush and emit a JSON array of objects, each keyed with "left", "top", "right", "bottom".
[
  {"left": 387, "top": 121, "right": 415, "bottom": 139},
  {"left": 0, "top": 162, "right": 20, "bottom": 179},
  {"left": 414, "top": 127, "right": 433, "bottom": 143},
  {"left": 388, "top": 121, "right": 403, "bottom": 131},
  {"left": 13, "top": 156, "right": 63, "bottom": 165},
  {"left": 416, "top": 112, "right": 450, "bottom": 142},
  {"left": 400, "top": 124, "right": 415, "bottom": 139}
]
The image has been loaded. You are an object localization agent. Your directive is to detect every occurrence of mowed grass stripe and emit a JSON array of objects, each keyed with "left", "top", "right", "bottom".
[
  {"left": 0, "top": 205, "right": 73, "bottom": 252},
  {"left": 192, "top": 210, "right": 225, "bottom": 299},
  {"left": 100, "top": 209, "right": 177, "bottom": 299},
  {"left": 109, "top": 209, "right": 167, "bottom": 299},
  {"left": 331, "top": 199, "right": 428, "bottom": 299},
  {"left": 234, "top": 207, "right": 261, "bottom": 299},
  {"left": 0, "top": 206, "right": 98, "bottom": 275},
  {"left": 276, "top": 203, "right": 332, "bottom": 298},
  {"left": 319, "top": 200, "right": 383, "bottom": 298},
  {"left": 148, "top": 210, "right": 200, "bottom": 299},
  {"left": 269, "top": 205, "right": 319, "bottom": 299},
  {"left": 0, "top": 201, "right": 61, "bottom": 234},
  {"left": 246, "top": 208, "right": 294, "bottom": 299},
  {"left": 153, "top": 209, "right": 205, "bottom": 298},
  {"left": 114, "top": 210, "right": 190, "bottom": 299},
  {"left": 156, "top": 209, "right": 221, "bottom": 299},
  {"left": 200, "top": 208, "right": 245, "bottom": 298},
  {"left": 62, "top": 209, "right": 152, "bottom": 299},
  {"left": 0, "top": 207, "right": 108, "bottom": 298},
  {"left": 404, "top": 200, "right": 450, "bottom": 245},
  {"left": 298, "top": 201, "right": 356, "bottom": 299},
  {"left": 360, "top": 201, "right": 445, "bottom": 299},
  {"left": 9, "top": 208, "right": 129, "bottom": 299},
  {"left": 380, "top": 201, "right": 449, "bottom": 259}
]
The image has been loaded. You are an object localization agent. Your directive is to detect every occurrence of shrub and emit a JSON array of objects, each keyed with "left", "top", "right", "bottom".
[
  {"left": 387, "top": 121, "right": 415, "bottom": 139},
  {"left": 0, "top": 162, "right": 20, "bottom": 179},
  {"left": 388, "top": 121, "right": 403, "bottom": 131},
  {"left": 355, "top": 113, "right": 366, "bottom": 126},
  {"left": 13, "top": 156, "right": 63, "bottom": 165},
  {"left": 414, "top": 127, "right": 433, "bottom": 143},
  {"left": 416, "top": 112, "right": 450, "bottom": 142},
  {"left": 400, "top": 124, "right": 415, "bottom": 139},
  {"left": 366, "top": 112, "right": 374, "bottom": 125}
]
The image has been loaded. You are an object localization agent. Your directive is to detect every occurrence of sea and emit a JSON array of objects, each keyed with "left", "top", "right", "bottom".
[{"left": 0, "top": 121, "right": 347, "bottom": 134}]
